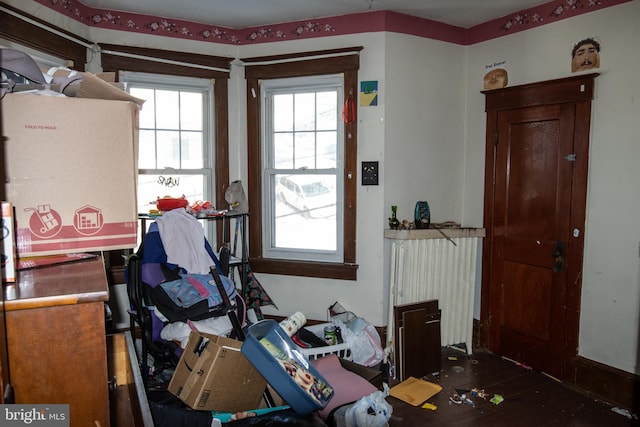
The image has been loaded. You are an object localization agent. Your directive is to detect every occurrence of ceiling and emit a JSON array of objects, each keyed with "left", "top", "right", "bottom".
[{"left": 80, "top": 0, "right": 550, "bottom": 30}]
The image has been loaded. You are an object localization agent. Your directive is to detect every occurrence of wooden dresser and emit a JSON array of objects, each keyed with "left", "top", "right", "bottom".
[{"left": 4, "top": 256, "right": 110, "bottom": 427}]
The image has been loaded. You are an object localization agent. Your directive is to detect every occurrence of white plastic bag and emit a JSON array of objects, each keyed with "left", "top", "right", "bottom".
[
  {"left": 334, "top": 384, "right": 393, "bottom": 427},
  {"left": 334, "top": 318, "right": 384, "bottom": 367},
  {"left": 225, "top": 180, "right": 248, "bottom": 213}
]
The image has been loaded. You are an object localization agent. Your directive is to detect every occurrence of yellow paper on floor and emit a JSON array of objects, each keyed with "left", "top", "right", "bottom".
[{"left": 390, "top": 377, "right": 442, "bottom": 406}]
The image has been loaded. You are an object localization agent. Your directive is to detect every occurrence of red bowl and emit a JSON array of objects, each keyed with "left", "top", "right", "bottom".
[{"left": 156, "top": 197, "right": 188, "bottom": 211}]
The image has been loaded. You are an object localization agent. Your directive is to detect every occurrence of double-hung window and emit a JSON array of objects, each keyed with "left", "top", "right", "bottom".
[
  {"left": 121, "top": 72, "right": 214, "bottom": 237},
  {"left": 245, "top": 49, "right": 360, "bottom": 280},
  {"left": 262, "top": 75, "right": 343, "bottom": 263}
]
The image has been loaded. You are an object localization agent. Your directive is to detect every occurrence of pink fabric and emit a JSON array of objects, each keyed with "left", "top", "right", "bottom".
[
  {"left": 186, "top": 275, "right": 210, "bottom": 297},
  {"left": 311, "top": 354, "right": 377, "bottom": 421}
]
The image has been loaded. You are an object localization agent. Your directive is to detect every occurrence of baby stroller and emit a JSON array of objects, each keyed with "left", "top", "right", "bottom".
[{"left": 126, "top": 208, "right": 246, "bottom": 384}]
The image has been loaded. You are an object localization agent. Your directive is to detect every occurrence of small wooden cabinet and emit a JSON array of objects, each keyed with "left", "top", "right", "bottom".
[
  {"left": 394, "top": 299, "right": 441, "bottom": 381},
  {"left": 4, "top": 256, "right": 110, "bottom": 427}
]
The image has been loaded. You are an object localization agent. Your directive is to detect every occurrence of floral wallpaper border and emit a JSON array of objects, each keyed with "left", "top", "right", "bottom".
[{"left": 34, "top": 0, "right": 631, "bottom": 46}]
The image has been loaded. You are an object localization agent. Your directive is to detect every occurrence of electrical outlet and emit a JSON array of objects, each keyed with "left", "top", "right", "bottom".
[{"left": 362, "top": 161, "right": 379, "bottom": 186}]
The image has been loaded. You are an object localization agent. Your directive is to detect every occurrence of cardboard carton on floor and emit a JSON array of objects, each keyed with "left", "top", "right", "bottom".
[
  {"left": 168, "top": 331, "right": 267, "bottom": 412},
  {"left": 2, "top": 93, "right": 139, "bottom": 256}
]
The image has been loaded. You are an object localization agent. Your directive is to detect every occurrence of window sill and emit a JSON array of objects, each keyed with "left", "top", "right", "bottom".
[{"left": 248, "top": 258, "right": 358, "bottom": 281}]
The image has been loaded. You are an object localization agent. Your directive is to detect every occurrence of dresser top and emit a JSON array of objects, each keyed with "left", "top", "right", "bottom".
[{"left": 4, "top": 256, "right": 109, "bottom": 311}]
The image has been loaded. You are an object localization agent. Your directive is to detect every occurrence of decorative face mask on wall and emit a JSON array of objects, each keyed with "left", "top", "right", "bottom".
[
  {"left": 483, "top": 68, "right": 508, "bottom": 90},
  {"left": 571, "top": 37, "right": 601, "bottom": 72}
]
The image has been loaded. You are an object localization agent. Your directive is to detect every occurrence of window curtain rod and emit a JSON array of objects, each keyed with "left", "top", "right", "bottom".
[
  {"left": 101, "top": 49, "right": 230, "bottom": 73},
  {"left": 237, "top": 50, "right": 361, "bottom": 67}
]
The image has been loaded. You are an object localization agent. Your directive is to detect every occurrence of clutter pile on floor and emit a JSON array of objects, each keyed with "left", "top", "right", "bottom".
[
  {"left": 125, "top": 202, "right": 400, "bottom": 426},
  {"left": 141, "top": 303, "right": 393, "bottom": 427}
]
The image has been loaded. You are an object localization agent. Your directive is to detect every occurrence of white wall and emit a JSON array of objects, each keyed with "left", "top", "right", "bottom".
[
  {"left": 464, "top": 1, "right": 640, "bottom": 374},
  {"left": 381, "top": 33, "right": 468, "bottom": 323},
  {"left": 384, "top": 35, "right": 466, "bottom": 225},
  {"left": 241, "top": 32, "right": 467, "bottom": 326},
  {"left": 244, "top": 33, "right": 467, "bottom": 326}
]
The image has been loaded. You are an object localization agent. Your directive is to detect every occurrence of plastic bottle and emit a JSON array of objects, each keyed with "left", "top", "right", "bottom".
[{"left": 279, "top": 311, "right": 307, "bottom": 336}]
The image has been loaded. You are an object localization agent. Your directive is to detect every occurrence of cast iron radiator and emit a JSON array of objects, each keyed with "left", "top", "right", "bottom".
[{"left": 387, "top": 235, "right": 480, "bottom": 355}]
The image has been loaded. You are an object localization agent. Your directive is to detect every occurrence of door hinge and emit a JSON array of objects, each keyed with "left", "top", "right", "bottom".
[{"left": 564, "top": 153, "right": 577, "bottom": 161}]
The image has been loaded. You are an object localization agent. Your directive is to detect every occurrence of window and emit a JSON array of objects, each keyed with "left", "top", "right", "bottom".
[
  {"left": 262, "top": 75, "right": 343, "bottom": 263},
  {"left": 121, "top": 72, "right": 214, "bottom": 236},
  {"left": 101, "top": 45, "right": 232, "bottom": 251},
  {"left": 244, "top": 49, "right": 361, "bottom": 280}
]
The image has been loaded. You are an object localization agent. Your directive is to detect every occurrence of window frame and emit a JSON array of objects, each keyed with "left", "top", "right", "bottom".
[
  {"left": 244, "top": 48, "right": 361, "bottom": 280},
  {"left": 120, "top": 72, "right": 215, "bottom": 238},
  {"left": 101, "top": 44, "right": 233, "bottom": 250},
  {"left": 261, "top": 74, "right": 345, "bottom": 263}
]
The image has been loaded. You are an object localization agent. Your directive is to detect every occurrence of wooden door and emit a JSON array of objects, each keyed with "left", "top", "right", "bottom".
[{"left": 481, "top": 74, "right": 597, "bottom": 380}]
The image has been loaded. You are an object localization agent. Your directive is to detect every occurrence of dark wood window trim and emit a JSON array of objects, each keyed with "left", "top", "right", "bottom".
[
  {"left": 99, "top": 44, "right": 232, "bottom": 80},
  {"left": 0, "top": 3, "right": 88, "bottom": 69},
  {"left": 100, "top": 45, "right": 233, "bottom": 251},
  {"left": 243, "top": 48, "right": 361, "bottom": 280}
]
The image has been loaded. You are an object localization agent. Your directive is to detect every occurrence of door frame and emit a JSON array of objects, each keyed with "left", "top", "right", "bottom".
[{"left": 479, "top": 73, "right": 598, "bottom": 381}]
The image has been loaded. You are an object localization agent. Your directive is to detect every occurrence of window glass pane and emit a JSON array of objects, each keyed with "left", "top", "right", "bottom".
[
  {"left": 317, "top": 131, "right": 337, "bottom": 169},
  {"left": 138, "top": 130, "right": 156, "bottom": 169},
  {"left": 274, "top": 174, "right": 336, "bottom": 250},
  {"left": 132, "top": 88, "right": 156, "bottom": 128},
  {"left": 138, "top": 174, "right": 205, "bottom": 214},
  {"left": 273, "top": 94, "right": 293, "bottom": 132},
  {"left": 316, "top": 91, "right": 337, "bottom": 131},
  {"left": 156, "top": 90, "right": 180, "bottom": 129},
  {"left": 294, "top": 132, "right": 315, "bottom": 169},
  {"left": 181, "top": 131, "right": 203, "bottom": 168},
  {"left": 274, "top": 133, "right": 294, "bottom": 169},
  {"left": 157, "top": 130, "right": 180, "bottom": 169},
  {"left": 294, "top": 92, "right": 315, "bottom": 131},
  {"left": 180, "top": 92, "right": 203, "bottom": 131}
]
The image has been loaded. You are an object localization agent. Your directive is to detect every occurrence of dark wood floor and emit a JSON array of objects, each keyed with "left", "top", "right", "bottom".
[
  {"left": 388, "top": 347, "right": 638, "bottom": 427},
  {"left": 115, "top": 333, "right": 638, "bottom": 426}
]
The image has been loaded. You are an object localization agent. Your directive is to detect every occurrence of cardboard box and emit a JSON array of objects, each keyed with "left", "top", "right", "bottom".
[
  {"left": 2, "top": 93, "right": 139, "bottom": 256},
  {"left": 168, "top": 331, "right": 267, "bottom": 412}
]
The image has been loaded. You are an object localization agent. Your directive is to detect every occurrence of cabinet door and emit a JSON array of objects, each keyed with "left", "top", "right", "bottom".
[
  {"left": 394, "top": 300, "right": 441, "bottom": 381},
  {"left": 7, "top": 302, "right": 109, "bottom": 426}
]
